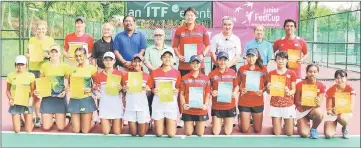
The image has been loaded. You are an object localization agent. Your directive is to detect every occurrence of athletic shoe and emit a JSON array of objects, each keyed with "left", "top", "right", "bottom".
[
  {"left": 34, "top": 117, "right": 41, "bottom": 128},
  {"left": 310, "top": 128, "right": 319, "bottom": 139},
  {"left": 177, "top": 120, "right": 184, "bottom": 128},
  {"left": 342, "top": 128, "right": 350, "bottom": 139}
]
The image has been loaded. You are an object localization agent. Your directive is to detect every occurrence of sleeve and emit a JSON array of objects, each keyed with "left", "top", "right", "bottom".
[
  {"left": 325, "top": 88, "right": 333, "bottom": 99},
  {"left": 39, "top": 63, "right": 46, "bottom": 74},
  {"left": 290, "top": 71, "right": 297, "bottom": 82},
  {"left": 113, "top": 34, "right": 120, "bottom": 51},
  {"left": 91, "top": 41, "right": 97, "bottom": 58},
  {"left": 172, "top": 29, "right": 180, "bottom": 48},
  {"left": 203, "top": 26, "right": 210, "bottom": 46},
  {"left": 272, "top": 40, "right": 279, "bottom": 53},
  {"left": 233, "top": 72, "right": 238, "bottom": 88},
  {"left": 235, "top": 36, "right": 242, "bottom": 55},
  {"left": 180, "top": 78, "right": 186, "bottom": 92},
  {"left": 262, "top": 69, "right": 269, "bottom": 84},
  {"left": 210, "top": 36, "right": 217, "bottom": 53},
  {"left": 295, "top": 81, "right": 302, "bottom": 92},
  {"left": 90, "top": 66, "right": 97, "bottom": 76},
  {"left": 301, "top": 39, "right": 308, "bottom": 55},
  {"left": 319, "top": 82, "right": 326, "bottom": 93},
  {"left": 236, "top": 68, "right": 242, "bottom": 85},
  {"left": 146, "top": 72, "right": 155, "bottom": 89},
  {"left": 64, "top": 35, "right": 69, "bottom": 51},
  {"left": 205, "top": 78, "right": 211, "bottom": 94},
  {"left": 6, "top": 73, "right": 13, "bottom": 84},
  {"left": 175, "top": 72, "right": 182, "bottom": 89},
  {"left": 267, "top": 43, "right": 274, "bottom": 61},
  {"left": 88, "top": 36, "right": 95, "bottom": 54},
  {"left": 144, "top": 47, "right": 151, "bottom": 64},
  {"left": 139, "top": 32, "right": 147, "bottom": 50}
]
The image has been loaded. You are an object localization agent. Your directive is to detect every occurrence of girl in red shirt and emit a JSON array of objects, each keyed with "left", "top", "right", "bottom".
[
  {"left": 180, "top": 55, "right": 211, "bottom": 136},
  {"left": 208, "top": 51, "right": 239, "bottom": 135},
  {"left": 266, "top": 51, "right": 297, "bottom": 136},
  {"left": 238, "top": 48, "right": 268, "bottom": 133},
  {"left": 324, "top": 70, "right": 355, "bottom": 139},
  {"left": 295, "top": 64, "right": 325, "bottom": 139}
]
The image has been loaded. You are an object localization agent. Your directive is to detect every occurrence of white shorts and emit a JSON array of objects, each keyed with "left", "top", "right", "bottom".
[
  {"left": 269, "top": 105, "right": 297, "bottom": 119},
  {"left": 99, "top": 96, "right": 124, "bottom": 119},
  {"left": 296, "top": 108, "right": 312, "bottom": 119},
  {"left": 123, "top": 110, "right": 150, "bottom": 124},
  {"left": 152, "top": 109, "right": 178, "bottom": 121}
]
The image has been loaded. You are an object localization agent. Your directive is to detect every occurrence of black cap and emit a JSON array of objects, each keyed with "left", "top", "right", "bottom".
[{"left": 75, "top": 16, "right": 85, "bottom": 23}]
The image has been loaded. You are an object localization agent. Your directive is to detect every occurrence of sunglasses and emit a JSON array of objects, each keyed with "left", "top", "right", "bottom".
[{"left": 154, "top": 34, "right": 163, "bottom": 37}]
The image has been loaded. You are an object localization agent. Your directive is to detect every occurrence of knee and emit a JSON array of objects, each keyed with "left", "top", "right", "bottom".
[
  {"left": 14, "top": 129, "right": 21, "bottom": 133},
  {"left": 325, "top": 133, "right": 333, "bottom": 139},
  {"left": 299, "top": 130, "right": 309, "bottom": 138},
  {"left": 114, "top": 131, "right": 121, "bottom": 135},
  {"left": 273, "top": 129, "right": 281, "bottom": 136},
  {"left": 25, "top": 127, "right": 33, "bottom": 133},
  {"left": 240, "top": 127, "right": 249, "bottom": 133},
  {"left": 196, "top": 132, "right": 204, "bottom": 137},
  {"left": 72, "top": 128, "right": 81, "bottom": 133},
  {"left": 130, "top": 131, "right": 137, "bottom": 137},
  {"left": 42, "top": 125, "right": 52, "bottom": 131},
  {"left": 82, "top": 130, "right": 90, "bottom": 134},
  {"left": 225, "top": 130, "right": 232, "bottom": 135},
  {"left": 57, "top": 126, "right": 65, "bottom": 131},
  {"left": 185, "top": 131, "right": 193, "bottom": 136},
  {"left": 285, "top": 130, "right": 294, "bottom": 136},
  {"left": 167, "top": 133, "right": 175, "bottom": 138},
  {"left": 155, "top": 132, "right": 163, "bottom": 137},
  {"left": 138, "top": 132, "right": 146, "bottom": 137},
  {"left": 102, "top": 131, "right": 110, "bottom": 135},
  {"left": 254, "top": 127, "right": 262, "bottom": 133},
  {"left": 212, "top": 129, "right": 220, "bottom": 135}
]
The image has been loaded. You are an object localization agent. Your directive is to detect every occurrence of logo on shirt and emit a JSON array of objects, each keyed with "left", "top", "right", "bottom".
[
  {"left": 295, "top": 44, "right": 299, "bottom": 46},
  {"left": 280, "top": 44, "right": 284, "bottom": 47},
  {"left": 286, "top": 74, "right": 290, "bottom": 78}
]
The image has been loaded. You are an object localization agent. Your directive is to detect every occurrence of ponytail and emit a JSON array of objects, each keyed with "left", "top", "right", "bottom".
[{"left": 255, "top": 51, "right": 264, "bottom": 69}]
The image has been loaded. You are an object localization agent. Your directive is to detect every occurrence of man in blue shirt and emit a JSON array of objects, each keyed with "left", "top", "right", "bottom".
[
  {"left": 243, "top": 25, "right": 274, "bottom": 66},
  {"left": 113, "top": 15, "right": 147, "bottom": 70}
]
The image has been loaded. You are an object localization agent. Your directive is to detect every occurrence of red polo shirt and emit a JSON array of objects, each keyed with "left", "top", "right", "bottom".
[
  {"left": 208, "top": 68, "right": 238, "bottom": 110},
  {"left": 273, "top": 36, "right": 308, "bottom": 78},
  {"left": 172, "top": 24, "right": 210, "bottom": 70},
  {"left": 237, "top": 65, "right": 268, "bottom": 107}
]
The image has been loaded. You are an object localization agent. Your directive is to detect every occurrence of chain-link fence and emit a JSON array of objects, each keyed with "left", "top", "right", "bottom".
[{"left": 1, "top": 1, "right": 360, "bottom": 76}]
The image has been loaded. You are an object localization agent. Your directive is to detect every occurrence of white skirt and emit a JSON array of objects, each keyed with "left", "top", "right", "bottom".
[
  {"left": 98, "top": 94, "right": 124, "bottom": 119},
  {"left": 269, "top": 105, "right": 297, "bottom": 119}
]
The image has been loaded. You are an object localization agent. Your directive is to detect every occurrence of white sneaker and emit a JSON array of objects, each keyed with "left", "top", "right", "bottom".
[
  {"left": 177, "top": 119, "right": 184, "bottom": 128},
  {"left": 34, "top": 117, "right": 42, "bottom": 128}
]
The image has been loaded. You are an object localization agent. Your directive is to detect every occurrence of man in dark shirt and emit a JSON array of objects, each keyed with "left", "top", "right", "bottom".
[{"left": 92, "top": 23, "right": 114, "bottom": 72}]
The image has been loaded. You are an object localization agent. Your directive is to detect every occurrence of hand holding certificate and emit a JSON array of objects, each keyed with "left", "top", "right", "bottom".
[
  {"left": 270, "top": 75, "right": 286, "bottom": 97},
  {"left": 14, "top": 85, "right": 31, "bottom": 106},
  {"left": 105, "top": 74, "right": 121, "bottom": 96},
  {"left": 184, "top": 44, "right": 197, "bottom": 62},
  {"left": 217, "top": 82, "right": 233, "bottom": 103},
  {"left": 189, "top": 87, "right": 204, "bottom": 108},
  {"left": 335, "top": 92, "right": 351, "bottom": 114},
  {"left": 158, "top": 81, "right": 173, "bottom": 103},
  {"left": 70, "top": 77, "right": 84, "bottom": 99},
  {"left": 35, "top": 77, "right": 52, "bottom": 98},
  {"left": 245, "top": 71, "right": 261, "bottom": 91},
  {"left": 301, "top": 84, "right": 318, "bottom": 106},
  {"left": 128, "top": 72, "right": 143, "bottom": 93},
  {"left": 288, "top": 49, "right": 301, "bottom": 68}
]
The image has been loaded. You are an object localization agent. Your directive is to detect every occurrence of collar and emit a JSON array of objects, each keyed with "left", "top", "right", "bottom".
[
  {"left": 245, "top": 64, "right": 260, "bottom": 71},
  {"left": 190, "top": 71, "right": 203, "bottom": 79},
  {"left": 215, "top": 67, "right": 230, "bottom": 75},
  {"left": 101, "top": 37, "right": 113, "bottom": 43},
  {"left": 122, "top": 29, "right": 139, "bottom": 35},
  {"left": 184, "top": 23, "right": 198, "bottom": 31}
]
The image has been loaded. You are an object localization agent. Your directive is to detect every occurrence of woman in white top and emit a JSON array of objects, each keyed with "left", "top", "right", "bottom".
[{"left": 122, "top": 54, "right": 151, "bottom": 137}]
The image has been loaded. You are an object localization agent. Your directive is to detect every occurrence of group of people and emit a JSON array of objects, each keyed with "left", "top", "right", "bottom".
[{"left": 6, "top": 7, "right": 355, "bottom": 139}]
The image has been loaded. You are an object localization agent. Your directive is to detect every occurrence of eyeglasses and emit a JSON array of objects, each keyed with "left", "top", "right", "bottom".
[{"left": 154, "top": 34, "right": 163, "bottom": 37}]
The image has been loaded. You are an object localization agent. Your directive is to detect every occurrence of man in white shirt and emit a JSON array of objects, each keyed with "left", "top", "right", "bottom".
[{"left": 210, "top": 16, "right": 241, "bottom": 72}]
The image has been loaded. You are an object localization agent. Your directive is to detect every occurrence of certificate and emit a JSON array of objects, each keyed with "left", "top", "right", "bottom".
[
  {"left": 184, "top": 44, "right": 197, "bottom": 62},
  {"left": 69, "top": 43, "right": 84, "bottom": 58},
  {"left": 70, "top": 77, "right": 84, "bottom": 99},
  {"left": 335, "top": 92, "right": 351, "bottom": 114},
  {"left": 301, "top": 84, "right": 317, "bottom": 106},
  {"left": 35, "top": 77, "right": 52, "bottom": 97},
  {"left": 158, "top": 81, "right": 173, "bottom": 103},
  {"left": 29, "top": 44, "right": 44, "bottom": 62},
  {"left": 270, "top": 75, "right": 286, "bottom": 97},
  {"left": 105, "top": 74, "right": 121, "bottom": 96},
  {"left": 128, "top": 72, "right": 142, "bottom": 93},
  {"left": 245, "top": 71, "right": 261, "bottom": 91},
  {"left": 288, "top": 49, "right": 301, "bottom": 69},
  {"left": 217, "top": 82, "right": 233, "bottom": 103},
  {"left": 189, "top": 87, "right": 204, "bottom": 109},
  {"left": 14, "top": 85, "right": 31, "bottom": 106}
]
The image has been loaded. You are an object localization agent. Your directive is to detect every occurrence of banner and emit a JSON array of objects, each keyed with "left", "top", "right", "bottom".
[
  {"left": 213, "top": 2, "right": 299, "bottom": 28},
  {"left": 171, "top": 28, "right": 255, "bottom": 56},
  {"left": 127, "top": 1, "right": 212, "bottom": 20}
]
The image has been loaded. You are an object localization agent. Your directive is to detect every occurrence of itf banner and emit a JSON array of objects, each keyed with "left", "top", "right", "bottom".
[
  {"left": 127, "top": 1, "right": 212, "bottom": 20},
  {"left": 213, "top": 2, "right": 299, "bottom": 28},
  {"left": 171, "top": 28, "right": 255, "bottom": 56}
]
